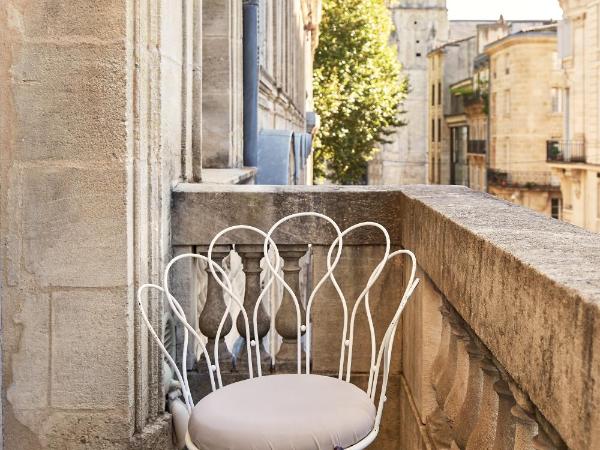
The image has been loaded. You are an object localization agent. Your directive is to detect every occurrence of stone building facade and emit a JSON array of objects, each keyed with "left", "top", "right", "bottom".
[
  {"left": 0, "top": 1, "right": 320, "bottom": 448},
  {"left": 486, "top": 26, "right": 563, "bottom": 217},
  {"left": 551, "top": 0, "right": 600, "bottom": 232},
  {"left": 368, "top": 0, "right": 449, "bottom": 185},
  {"left": 427, "top": 35, "right": 480, "bottom": 186},
  {"left": 427, "top": 20, "right": 563, "bottom": 218}
]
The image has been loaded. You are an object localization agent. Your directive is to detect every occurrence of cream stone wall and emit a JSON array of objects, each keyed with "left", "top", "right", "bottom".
[
  {"left": 0, "top": 1, "right": 180, "bottom": 447},
  {"left": 487, "top": 30, "right": 563, "bottom": 217},
  {"left": 202, "top": 0, "right": 243, "bottom": 169},
  {"left": 552, "top": 0, "right": 600, "bottom": 233}
]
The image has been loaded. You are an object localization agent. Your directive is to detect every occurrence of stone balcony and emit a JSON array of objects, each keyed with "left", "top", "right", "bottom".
[{"left": 170, "top": 184, "right": 600, "bottom": 450}]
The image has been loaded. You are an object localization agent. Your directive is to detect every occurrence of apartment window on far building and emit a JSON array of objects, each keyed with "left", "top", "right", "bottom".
[
  {"left": 438, "top": 82, "right": 442, "bottom": 105},
  {"left": 551, "top": 197, "right": 561, "bottom": 220},
  {"left": 597, "top": 181, "right": 600, "bottom": 218},
  {"left": 552, "top": 51, "right": 561, "bottom": 70},
  {"left": 432, "top": 118, "right": 435, "bottom": 142},
  {"left": 504, "top": 89, "right": 511, "bottom": 116},
  {"left": 504, "top": 53, "right": 510, "bottom": 75},
  {"left": 551, "top": 87, "right": 562, "bottom": 113},
  {"left": 432, "top": 84, "right": 435, "bottom": 106},
  {"left": 438, "top": 118, "right": 442, "bottom": 142}
]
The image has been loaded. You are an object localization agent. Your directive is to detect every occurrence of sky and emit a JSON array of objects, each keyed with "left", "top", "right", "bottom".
[{"left": 447, "top": 0, "right": 563, "bottom": 21}]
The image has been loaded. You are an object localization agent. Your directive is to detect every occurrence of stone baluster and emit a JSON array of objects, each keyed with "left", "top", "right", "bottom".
[
  {"left": 431, "top": 301, "right": 451, "bottom": 391},
  {"left": 532, "top": 422, "right": 565, "bottom": 450},
  {"left": 437, "top": 311, "right": 462, "bottom": 406},
  {"left": 509, "top": 386, "right": 538, "bottom": 450},
  {"left": 453, "top": 341, "right": 485, "bottom": 448},
  {"left": 492, "top": 379, "right": 517, "bottom": 450},
  {"left": 465, "top": 360, "right": 501, "bottom": 450},
  {"left": 198, "top": 245, "right": 233, "bottom": 372},
  {"left": 532, "top": 429, "right": 558, "bottom": 450},
  {"left": 274, "top": 245, "right": 308, "bottom": 372},
  {"left": 444, "top": 324, "right": 470, "bottom": 428},
  {"left": 425, "top": 301, "right": 453, "bottom": 449},
  {"left": 235, "top": 244, "right": 271, "bottom": 373}
]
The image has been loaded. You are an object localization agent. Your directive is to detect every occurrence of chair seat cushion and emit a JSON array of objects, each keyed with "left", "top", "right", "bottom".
[{"left": 188, "top": 374, "right": 376, "bottom": 450}]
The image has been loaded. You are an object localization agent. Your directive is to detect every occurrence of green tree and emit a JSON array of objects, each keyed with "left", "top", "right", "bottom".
[{"left": 313, "top": 0, "right": 407, "bottom": 184}]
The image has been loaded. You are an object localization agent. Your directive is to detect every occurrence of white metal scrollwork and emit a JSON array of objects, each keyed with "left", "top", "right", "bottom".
[{"left": 137, "top": 212, "right": 419, "bottom": 447}]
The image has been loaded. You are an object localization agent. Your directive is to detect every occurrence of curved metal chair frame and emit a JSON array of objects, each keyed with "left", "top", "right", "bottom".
[{"left": 137, "top": 212, "right": 420, "bottom": 450}]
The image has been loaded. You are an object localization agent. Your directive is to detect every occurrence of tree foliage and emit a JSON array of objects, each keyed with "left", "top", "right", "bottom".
[{"left": 313, "top": 0, "right": 407, "bottom": 184}]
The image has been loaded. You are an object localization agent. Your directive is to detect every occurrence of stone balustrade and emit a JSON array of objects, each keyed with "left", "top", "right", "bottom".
[{"left": 171, "top": 184, "right": 600, "bottom": 450}]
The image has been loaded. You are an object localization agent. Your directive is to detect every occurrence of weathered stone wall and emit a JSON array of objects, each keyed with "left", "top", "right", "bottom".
[
  {"left": 202, "top": 0, "right": 244, "bottom": 169},
  {"left": 0, "top": 0, "right": 189, "bottom": 447}
]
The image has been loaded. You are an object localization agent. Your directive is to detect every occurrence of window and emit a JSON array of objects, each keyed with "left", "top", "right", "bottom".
[
  {"left": 551, "top": 88, "right": 562, "bottom": 113},
  {"left": 504, "top": 53, "right": 510, "bottom": 75},
  {"left": 504, "top": 89, "right": 511, "bottom": 116},
  {"left": 552, "top": 51, "right": 561, "bottom": 70},
  {"left": 416, "top": 53, "right": 422, "bottom": 57},
  {"left": 431, "top": 84, "right": 435, "bottom": 106},
  {"left": 551, "top": 198, "right": 561, "bottom": 219},
  {"left": 597, "top": 181, "right": 600, "bottom": 219},
  {"left": 432, "top": 119, "right": 435, "bottom": 142},
  {"left": 438, "top": 118, "right": 442, "bottom": 142},
  {"left": 438, "top": 82, "right": 442, "bottom": 105}
]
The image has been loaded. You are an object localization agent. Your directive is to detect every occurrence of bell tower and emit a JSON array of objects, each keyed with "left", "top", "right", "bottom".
[{"left": 368, "top": 0, "right": 449, "bottom": 185}]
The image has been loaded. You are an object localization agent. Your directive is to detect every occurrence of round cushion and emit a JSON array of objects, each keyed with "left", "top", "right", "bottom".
[{"left": 188, "top": 374, "right": 376, "bottom": 450}]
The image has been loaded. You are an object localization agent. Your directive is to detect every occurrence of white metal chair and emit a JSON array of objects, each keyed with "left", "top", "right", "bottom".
[{"left": 137, "top": 212, "right": 420, "bottom": 450}]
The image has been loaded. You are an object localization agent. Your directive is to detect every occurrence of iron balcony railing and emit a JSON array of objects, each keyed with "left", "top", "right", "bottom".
[
  {"left": 546, "top": 140, "right": 586, "bottom": 163},
  {"left": 487, "top": 169, "right": 560, "bottom": 188},
  {"left": 467, "top": 139, "right": 486, "bottom": 155}
]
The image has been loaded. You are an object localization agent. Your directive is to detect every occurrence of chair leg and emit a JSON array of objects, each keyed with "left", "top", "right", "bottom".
[{"left": 185, "top": 431, "right": 200, "bottom": 450}]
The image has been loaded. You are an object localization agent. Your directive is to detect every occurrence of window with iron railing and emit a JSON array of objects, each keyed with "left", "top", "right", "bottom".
[{"left": 546, "top": 140, "right": 586, "bottom": 163}]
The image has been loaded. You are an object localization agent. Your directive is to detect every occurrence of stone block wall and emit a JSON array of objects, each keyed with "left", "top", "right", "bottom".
[{"left": 0, "top": 0, "right": 189, "bottom": 447}]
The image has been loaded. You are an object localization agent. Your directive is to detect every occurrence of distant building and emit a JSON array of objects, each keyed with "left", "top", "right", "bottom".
[
  {"left": 486, "top": 25, "right": 563, "bottom": 218},
  {"left": 427, "top": 35, "right": 480, "bottom": 186},
  {"left": 427, "top": 19, "right": 563, "bottom": 218},
  {"left": 368, "top": 0, "right": 449, "bottom": 185},
  {"left": 551, "top": 0, "right": 600, "bottom": 232}
]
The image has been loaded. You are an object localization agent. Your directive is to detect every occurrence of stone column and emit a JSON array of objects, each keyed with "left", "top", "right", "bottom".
[
  {"left": 466, "top": 360, "right": 501, "bottom": 450},
  {"left": 510, "top": 388, "right": 538, "bottom": 450},
  {"left": 426, "top": 301, "right": 453, "bottom": 449},
  {"left": 437, "top": 312, "right": 462, "bottom": 406},
  {"left": 444, "top": 324, "right": 470, "bottom": 426},
  {"left": 492, "top": 380, "right": 517, "bottom": 450},
  {"left": 453, "top": 342, "right": 485, "bottom": 448},
  {"left": 274, "top": 245, "right": 308, "bottom": 372},
  {"left": 198, "top": 245, "right": 233, "bottom": 372},
  {"left": 533, "top": 429, "right": 558, "bottom": 450},
  {"left": 235, "top": 245, "right": 271, "bottom": 373},
  {"left": 431, "top": 302, "right": 451, "bottom": 391}
]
